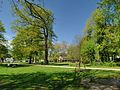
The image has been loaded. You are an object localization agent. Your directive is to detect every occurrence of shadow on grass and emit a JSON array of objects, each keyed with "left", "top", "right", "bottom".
[
  {"left": 0, "top": 69, "right": 120, "bottom": 90},
  {"left": 49, "top": 63, "right": 69, "bottom": 66},
  {"left": 0, "top": 70, "right": 92, "bottom": 90},
  {"left": 0, "top": 64, "right": 32, "bottom": 68}
]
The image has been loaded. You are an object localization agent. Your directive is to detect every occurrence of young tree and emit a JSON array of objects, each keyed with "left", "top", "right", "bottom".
[
  {"left": 80, "top": 37, "right": 95, "bottom": 64},
  {"left": 67, "top": 45, "right": 80, "bottom": 61},
  {"left": 66, "top": 36, "right": 81, "bottom": 63}
]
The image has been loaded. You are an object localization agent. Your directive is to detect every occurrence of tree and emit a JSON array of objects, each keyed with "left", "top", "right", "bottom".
[
  {"left": 11, "top": 0, "right": 56, "bottom": 64},
  {"left": 66, "top": 36, "right": 81, "bottom": 62},
  {"left": 81, "top": 0, "right": 120, "bottom": 63},
  {"left": 97, "top": 0, "right": 120, "bottom": 61},
  {"left": 49, "top": 42, "right": 68, "bottom": 62},
  {"left": 11, "top": 25, "right": 44, "bottom": 64},
  {"left": 80, "top": 37, "right": 95, "bottom": 64},
  {"left": 0, "top": 21, "right": 5, "bottom": 42},
  {"left": 0, "top": 20, "right": 8, "bottom": 62},
  {"left": 67, "top": 45, "right": 79, "bottom": 61}
]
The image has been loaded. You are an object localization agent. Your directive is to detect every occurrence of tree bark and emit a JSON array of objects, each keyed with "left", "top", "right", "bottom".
[
  {"left": 44, "top": 36, "right": 48, "bottom": 64},
  {"left": 29, "top": 55, "right": 32, "bottom": 64},
  {"left": 1, "top": 58, "right": 4, "bottom": 63}
]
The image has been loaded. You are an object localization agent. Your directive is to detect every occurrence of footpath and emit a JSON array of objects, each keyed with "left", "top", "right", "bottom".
[{"left": 39, "top": 65, "right": 120, "bottom": 71}]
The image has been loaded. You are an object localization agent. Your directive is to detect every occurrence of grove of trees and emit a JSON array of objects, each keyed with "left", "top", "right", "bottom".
[
  {"left": 49, "top": 0, "right": 120, "bottom": 65},
  {"left": 11, "top": 0, "right": 56, "bottom": 64},
  {"left": 0, "top": 0, "right": 119, "bottom": 65},
  {"left": 80, "top": 0, "right": 120, "bottom": 64}
]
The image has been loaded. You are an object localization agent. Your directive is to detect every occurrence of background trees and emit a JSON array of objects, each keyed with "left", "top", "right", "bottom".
[
  {"left": 0, "top": 0, "right": 119, "bottom": 65},
  {"left": 49, "top": 42, "right": 68, "bottom": 62},
  {"left": 11, "top": 25, "right": 44, "bottom": 63},
  {"left": 80, "top": 0, "right": 120, "bottom": 64}
]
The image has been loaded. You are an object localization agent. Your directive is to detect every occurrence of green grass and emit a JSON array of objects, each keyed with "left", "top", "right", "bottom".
[
  {"left": 49, "top": 62, "right": 80, "bottom": 67},
  {"left": 49, "top": 61, "right": 120, "bottom": 68},
  {"left": 0, "top": 64, "right": 73, "bottom": 75},
  {"left": 86, "top": 62, "right": 120, "bottom": 68},
  {"left": 0, "top": 64, "right": 120, "bottom": 90}
]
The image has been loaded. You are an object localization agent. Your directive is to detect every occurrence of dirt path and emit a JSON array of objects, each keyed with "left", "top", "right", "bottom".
[{"left": 38, "top": 65, "right": 120, "bottom": 71}]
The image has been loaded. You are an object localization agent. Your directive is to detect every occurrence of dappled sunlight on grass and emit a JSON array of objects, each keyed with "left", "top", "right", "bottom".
[{"left": 0, "top": 65, "right": 120, "bottom": 89}]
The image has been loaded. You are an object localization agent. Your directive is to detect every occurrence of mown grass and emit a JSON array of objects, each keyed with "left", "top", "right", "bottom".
[
  {"left": 49, "top": 61, "right": 120, "bottom": 68},
  {"left": 0, "top": 64, "right": 73, "bottom": 75},
  {"left": 0, "top": 64, "right": 120, "bottom": 90}
]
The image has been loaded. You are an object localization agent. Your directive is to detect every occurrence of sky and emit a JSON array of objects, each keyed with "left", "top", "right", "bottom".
[{"left": 0, "top": 0, "right": 99, "bottom": 44}]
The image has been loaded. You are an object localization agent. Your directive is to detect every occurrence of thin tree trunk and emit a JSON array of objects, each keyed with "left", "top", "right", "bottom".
[
  {"left": 1, "top": 58, "right": 4, "bottom": 63},
  {"left": 33, "top": 56, "right": 36, "bottom": 63},
  {"left": 29, "top": 55, "right": 32, "bottom": 64}
]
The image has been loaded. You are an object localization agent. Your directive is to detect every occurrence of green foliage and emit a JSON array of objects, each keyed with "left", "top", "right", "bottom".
[
  {"left": 80, "top": 37, "right": 95, "bottom": 64},
  {"left": 67, "top": 44, "right": 80, "bottom": 60},
  {"left": 100, "top": 62, "right": 117, "bottom": 67},
  {"left": 49, "top": 43, "right": 61, "bottom": 61},
  {"left": 11, "top": 25, "right": 43, "bottom": 60},
  {"left": 80, "top": 0, "right": 120, "bottom": 64},
  {"left": 0, "top": 20, "right": 5, "bottom": 43},
  {"left": 11, "top": 0, "right": 56, "bottom": 64},
  {"left": 49, "top": 42, "right": 68, "bottom": 62},
  {"left": 0, "top": 21, "right": 8, "bottom": 59},
  {"left": 0, "top": 44, "right": 8, "bottom": 58}
]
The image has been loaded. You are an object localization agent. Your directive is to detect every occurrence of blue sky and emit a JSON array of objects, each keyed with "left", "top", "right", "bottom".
[{"left": 0, "top": 0, "right": 99, "bottom": 44}]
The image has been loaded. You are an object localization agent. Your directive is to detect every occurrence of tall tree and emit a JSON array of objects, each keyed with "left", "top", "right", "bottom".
[
  {"left": 98, "top": 0, "right": 120, "bottom": 60},
  {"left": 81, "top": 0, "right": 120, "bottom": 63},
  {"left": 66, "top": 36, "right": 81, "bottom": 62},
  {"left": 0, "top": 20, "right": 8, "bottom": 62},
  {"left": 0, "top": 21, "right": 5, "bottom": 43},
  {"left": 11, "top": 25, "right": 44, "bottom": 64},
  {"left": 11, "top": 0, "right": 56, "bottom": 64}
]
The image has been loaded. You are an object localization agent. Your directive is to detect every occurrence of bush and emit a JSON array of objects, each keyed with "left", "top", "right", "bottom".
[{"left": 92, "top": 61, "right": 117, "bottom": 67}]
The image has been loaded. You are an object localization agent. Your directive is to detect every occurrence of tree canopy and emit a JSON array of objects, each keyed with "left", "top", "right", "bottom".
[
  {"left": 80, "top": 0, "right": 120, "bottom": 64},
  {"left": 0, "top": 20, "right": 8, "bottom": 60},
  {"left": 11, "top": 0, "right": 56, "bottom": 64}
]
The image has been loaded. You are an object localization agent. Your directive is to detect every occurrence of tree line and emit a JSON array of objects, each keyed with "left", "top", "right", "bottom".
[
  {"left": 49, "top": 0, "right": 120, "bottom": 64},
  {"left": 80, "top": 0, "right": 120, "bottom": 64},
  {"left": 0, "top": 0, "right": 120, "bottom": 65}
]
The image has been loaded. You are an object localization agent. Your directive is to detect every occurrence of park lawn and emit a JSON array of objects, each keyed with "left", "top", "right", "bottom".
[
  {"left": 0, "top": 64, "right": 120, "bottom": 90},
  {"left": 0, "top": 64, "right": 74, "bottom": 75},
  {"left": 49, "top": 62, "right": 120, "bottom": 68}
]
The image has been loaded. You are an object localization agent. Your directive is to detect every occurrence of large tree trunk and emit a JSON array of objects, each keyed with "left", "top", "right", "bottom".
[
  {"left": 44, "top": 36, "right": 48, "bottom": 64},
  {"left": 29, "top": 55, "right": 32, "bottom": 64},
  {"left": 1, "top": 58, "right": 4, "bottom": 63}
]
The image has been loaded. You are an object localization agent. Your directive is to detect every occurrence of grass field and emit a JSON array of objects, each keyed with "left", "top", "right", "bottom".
[
  {"left": 50, "top": 62, "right": 120, "bottom": 69},
  {"left": 0, "top": 64, "right": 120, "bottom": 90}
]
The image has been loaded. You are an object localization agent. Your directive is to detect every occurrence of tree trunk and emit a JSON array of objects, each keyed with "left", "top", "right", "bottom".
[
  {"left": 29, "top": 55, "right": 32, "bottom": 64},
  {"left": 1, "top": 58, "right": 4, "bottom": 63},
  {"left": 44, "top": 36, "right": 48, "bottom": 64}
]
